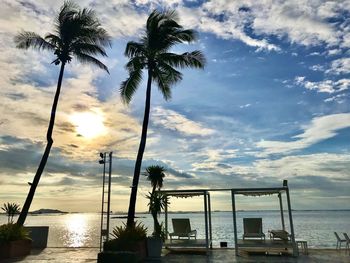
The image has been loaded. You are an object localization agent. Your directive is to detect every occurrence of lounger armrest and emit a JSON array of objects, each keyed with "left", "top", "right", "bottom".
[{"left": 188, "top": 230, "right": 197, "bottom": 237}]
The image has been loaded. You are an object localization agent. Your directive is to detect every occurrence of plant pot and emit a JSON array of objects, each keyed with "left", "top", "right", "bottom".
[
  {"left": 24, "top": 226, "right": 49, "bottom": 248},
  {"left": 0, "top": 239, "right": 32, "bottom": 259},
  {"left": 104, "top": 239, "right": 147, "bottom": 262},
  {"left": 146, "top": 237, "right": 163, "bottom": 260},
  {"left": 97, "top": 251, "right": 138, "bottom": 263}
]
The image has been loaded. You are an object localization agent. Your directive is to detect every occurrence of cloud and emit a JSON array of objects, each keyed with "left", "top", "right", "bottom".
[
  {"left": 326, "top": 57, "right": 350, "bottom": 75},
  {"left": 294, "top": 76, "right": 350, "bottom": 93},
  {"left": 257, "top": 113, "right": 350, "bottom": 156},
  {"left": 152, "top": 107, "right": 215, "bottom": 136}
]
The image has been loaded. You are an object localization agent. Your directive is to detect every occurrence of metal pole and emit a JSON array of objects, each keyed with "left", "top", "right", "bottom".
[
  {"left": 106, "top": 152, "right": 113, "bottom": 241},
  {"left": 165, "top": 194, "right": 168, "bottom": 240},
  {"left": 231, "top": 190, "right": 238, "bottom": 256},
  {"left": 208, "top": 192, "right": 212, "bottom": 249},
  {"left": 278, "top": 193, "right": 285, "bottom": 230},
  {"left": 99, "top": 153, "right": 106, "bottom": 251},
  {"left": 204, "top": 191, "right": 209, "bottom": 251},
  {"left": 286, "top": 185, "right": 297, "bottom": 256}
]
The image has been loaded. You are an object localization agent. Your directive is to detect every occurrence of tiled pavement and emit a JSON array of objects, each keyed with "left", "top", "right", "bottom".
[{"left": 1, "top": 248, "right": 349, "bottom": 263}]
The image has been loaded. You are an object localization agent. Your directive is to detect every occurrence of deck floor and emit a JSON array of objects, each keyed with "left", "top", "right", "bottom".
[
  {"left": 1, "top": 247, "right": 349, "bottom": 263},
  {"left": 164, "top": 238, "right": 209, "bottom": 248}
]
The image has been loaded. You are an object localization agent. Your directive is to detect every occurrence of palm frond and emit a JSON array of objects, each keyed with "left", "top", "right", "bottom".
[
  {"left": 44, "top": 33, "right": 61, "bottom": 48},
  {"left": 71, "top": 42, "right": 107, "bottom": 57},
  {"left": 120, "top": 69, "right": 143, "bottom": 104},
  {"left": 125, "top": 56, "right": 146, "bottom": 72},
  {"left": 158, "top": 62, "right": 183, "bottom": 84},
  {"left": 125, "top": 41, "right": 146, "bottom": 58},
  {"left": 75, "top": 52, "right": 109, "bottom": 73},
  {"left": 153, "top": 68, "right": 172, "bottom": 101},
  {"left": 14, "top": 31, "right": 55, "bottom": 51},
  {"left": 158, "top": 51, "right": 206, "bottom": 69}
]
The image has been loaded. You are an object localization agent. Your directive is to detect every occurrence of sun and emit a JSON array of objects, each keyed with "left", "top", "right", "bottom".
[{"left": 70, "top": 111, "right": 106, "bottom": 138}]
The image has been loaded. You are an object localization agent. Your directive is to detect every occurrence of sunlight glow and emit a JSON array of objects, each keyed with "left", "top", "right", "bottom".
[
  {"left": 64, "top": 214, "right": 88, "bottom": 247},
  {"left": 70, "top": 111, "right": 106, "bottom": 138}
]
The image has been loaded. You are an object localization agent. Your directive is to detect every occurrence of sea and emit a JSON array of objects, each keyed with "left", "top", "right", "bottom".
[{"left": 1, "top": 210, "right": 349, "bottom": 248}]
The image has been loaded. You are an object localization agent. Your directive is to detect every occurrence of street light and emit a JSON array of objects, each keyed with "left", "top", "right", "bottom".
[{"left": 99, "top": 152, "right": 105, "bottom": 164}]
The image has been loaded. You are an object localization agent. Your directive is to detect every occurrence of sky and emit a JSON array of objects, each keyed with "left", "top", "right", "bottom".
[{"left": 0, "top": 0, "right": 349, "bottom": 213}]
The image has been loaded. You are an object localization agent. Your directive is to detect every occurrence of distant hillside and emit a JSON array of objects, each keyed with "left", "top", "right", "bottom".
[{"left": 30, "top": 209, "right": 68, "bottom": 214}]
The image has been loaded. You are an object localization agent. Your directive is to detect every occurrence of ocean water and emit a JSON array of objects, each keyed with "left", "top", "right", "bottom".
[{"left": 1, "top": 210, "right": 349, "bottom": 248}]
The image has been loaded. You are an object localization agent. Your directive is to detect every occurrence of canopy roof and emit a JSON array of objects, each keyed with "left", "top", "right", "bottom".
[{"left": 160, "top": 187, "right": 286, "bottom": 197}]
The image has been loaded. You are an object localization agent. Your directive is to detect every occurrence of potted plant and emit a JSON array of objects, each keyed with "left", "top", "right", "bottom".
[
  {"left": 144, "top": 165, "right": 169, "bottom": 259},
  {"left": 0, "top": 223, "right": 32, "bottom": 259},
  {"left": 146, "top": 192, "right": 169, "bottom": 260},
  {"left": 0, "top": 203, "right": 32, "bottom": 259},
  {"left": 98, "top": 222, "right": 147, "bottom": 263}
]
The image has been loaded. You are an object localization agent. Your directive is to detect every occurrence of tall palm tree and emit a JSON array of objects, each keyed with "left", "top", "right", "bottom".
[
  {"left": 14, "top": 1, "right": 111, "bottom": 226},
  {"left": 143, "top": 165, "right": 166, "bottom": 194},
  {"left": 121, "top": 10, "right": 205, "bottom": 227}
]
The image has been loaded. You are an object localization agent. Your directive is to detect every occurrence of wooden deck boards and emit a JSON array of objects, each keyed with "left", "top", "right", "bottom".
[{"left": 164, "top": 239, "right": 209, "bottom": 248}]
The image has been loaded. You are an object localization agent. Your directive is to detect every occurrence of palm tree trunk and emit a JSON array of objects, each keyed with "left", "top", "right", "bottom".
[
  {"left": 17, "top": 62, "right": 65, "bottom": 226},
  {"left": 127, "top": 69, "right": 152, "bottom": 228}
]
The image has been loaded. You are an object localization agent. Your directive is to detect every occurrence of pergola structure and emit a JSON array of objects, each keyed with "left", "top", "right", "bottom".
[
  {"left": 161, "top": 190, "right": 212, "bottom": 250},
  {"left": 160, "top": 180, "right": 298, "bottom": 256}
]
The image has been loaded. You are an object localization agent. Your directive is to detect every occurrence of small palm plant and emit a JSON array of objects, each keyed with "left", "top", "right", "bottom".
[
  {"left": 1, "top": 203, "right": 21, "bottom": 223},
  {"left": 121, "top": 10, "right": 205, "bottom": 227},
  {"left": 144, "top": 165, "right": 169, "bottom": 239},
  {"left": 14, "top": 1, "right": 111, "bottom": 226}
]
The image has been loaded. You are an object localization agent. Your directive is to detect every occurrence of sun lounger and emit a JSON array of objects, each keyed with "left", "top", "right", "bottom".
[
  {"left": 169, "top": 218, "right": 197, "bottom": 242},
  {"left": 243, "top": 218, "right": 265, "bottom": 240},
  {"left": 269, "top": 230, "right": 290, "bottom": 241},
  {"left": 343, "top": 233, "right": 350, "bottom": 252},
  {"left": 334, "top": 232, "right": 347, "bottom": 249}
]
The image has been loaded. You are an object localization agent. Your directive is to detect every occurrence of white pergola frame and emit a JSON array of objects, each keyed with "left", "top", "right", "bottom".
[{"left": 160, "top": 180, "right": 298, "bottom": 256}]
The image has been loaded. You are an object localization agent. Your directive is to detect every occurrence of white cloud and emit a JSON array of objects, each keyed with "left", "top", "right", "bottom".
[
  {"left": 253, "top": 153, "right": 350, "bottom": 180},
  {"left": 326, "top": 57, "right": 350, "bottom": 75},
  {"left": 256, "top": 113, "right": 350, "bottom": 155},
  {"left": 152, "top": 107, "right": 215, "bottom": 136},
  {"left": 294, "top": 76, "right": 350, "bottom": 93},
  {"left": 309, "top": 64, "right": 325, "bottom": 72}
]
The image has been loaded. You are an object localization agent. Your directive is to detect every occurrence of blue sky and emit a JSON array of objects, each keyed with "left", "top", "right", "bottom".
[{"left": 0, "top": 0, "right": 349, "bottom": 212}]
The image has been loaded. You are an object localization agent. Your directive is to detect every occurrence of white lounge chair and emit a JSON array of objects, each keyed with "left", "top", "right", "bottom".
[
  {"left": 334, "top": 232, "right": 347, "bottom": 249},
  {"left": 269, "top": 229, "right": 290, "bottom": 241},
  {"left": 243, "top": 218, "right": 265, "bottom": 240},
  {"left": 169, "top": 218, "right": 197, "bottom": 242},
  {"left": 343, "top": 233, "right": 350, "bottom": 253}
]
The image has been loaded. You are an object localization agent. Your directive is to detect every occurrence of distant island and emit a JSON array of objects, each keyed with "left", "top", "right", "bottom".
[{"left": 30, "top": 209, "right": 68, "bottom": 214}]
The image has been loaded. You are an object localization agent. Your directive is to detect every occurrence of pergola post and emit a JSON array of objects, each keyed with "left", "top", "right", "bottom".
[
  {"left": 278, "top": 193, "right": 285, "bottom": 230},
  {"left": 204, "top": 191, "right": 209, "bottom": 251},
  {"left": 231, "top": 190, "right": 238, "bottom": 256},
  {"left": 286, "top": 183, "right": 297, "bottom": 256},
  {"left": 208, "top": 192, "right": 212, "bottom": 249},
  {"left": 165, "top": 194, "right": 168, "bottom": 240}
]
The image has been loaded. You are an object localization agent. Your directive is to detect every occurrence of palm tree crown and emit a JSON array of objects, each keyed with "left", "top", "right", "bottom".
[
  {"left": 120, "top": 9, "right": 205, "bottom": 103},
  {"left": 144, "top": 165, "right": 166, "bottom": 193},
  {"left": 15, "top": 1, "right": 111, "bottom": 72}
]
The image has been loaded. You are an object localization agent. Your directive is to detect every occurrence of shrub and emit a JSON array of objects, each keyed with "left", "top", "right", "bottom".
[
  {"left": 104, "top": 222, "right": 147, "bottom": 251},
  {"left": 0, "top": 223, "right": 30, "bottom": 244}
]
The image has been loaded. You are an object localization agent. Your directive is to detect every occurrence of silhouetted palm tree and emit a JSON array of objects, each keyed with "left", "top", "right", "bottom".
[
  {"left": 121, "top": 10, "right": 205, "bottom": 227},
  {"left": 14, "top": 1, "right": 111, "bottom": 226},
  {"left": 144, "top": 165, "right": 166, "bottom": 194}
]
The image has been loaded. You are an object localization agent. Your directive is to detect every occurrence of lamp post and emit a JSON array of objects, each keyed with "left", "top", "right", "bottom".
[{"left": 98, "top": 152, "right": 113, "bottom": 251}]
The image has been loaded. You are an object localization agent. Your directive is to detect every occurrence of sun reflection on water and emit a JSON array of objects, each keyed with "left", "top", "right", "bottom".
[{"left": 63, "top": 214, "right": 88, "bottom": 247}]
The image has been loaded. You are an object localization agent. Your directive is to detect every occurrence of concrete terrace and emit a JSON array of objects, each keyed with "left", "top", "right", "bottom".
[{"left": 1, "top": 248, "right": 350, "bottom": 263}]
